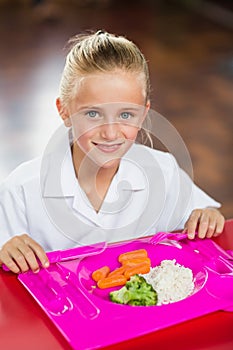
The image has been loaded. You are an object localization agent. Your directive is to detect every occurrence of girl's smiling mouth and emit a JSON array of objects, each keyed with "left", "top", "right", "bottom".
[{"left": 92, "top": 141, "right": 124, "bottom": 153}]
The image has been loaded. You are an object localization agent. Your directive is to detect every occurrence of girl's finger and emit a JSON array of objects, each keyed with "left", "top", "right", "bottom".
[
  {"left": 213, "top": 214, "right": 225, "bottom": 236},
  {"left": 186, "top": 210, "right": 202, "bottom": 239},
  {"left": 206, "top": 215, "right": 217, "bottom": 238},
  {"left": 206, "top": 223, "right": 216, "bottom": 238},
  {"left": 17, "top": 242, "right": 41, "bottom": 273},
  {"left": 0, "top": 250, "right": 20, "bottom": 274},
  {"left": 6, "top": 247, "right": 29, "bottom": 273},
  {"left": 198, "top": 211, "right": 210, "bottom": 238},
  {"left": 23, "top": 235, "right": 49, "bottom": 269}
]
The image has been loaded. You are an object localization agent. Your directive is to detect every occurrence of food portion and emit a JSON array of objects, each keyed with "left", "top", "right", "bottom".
[
  {"left": 92, "top": 266, "right": 110, "bottom": 282},
  {"left": 143, "top": 259, "right": 194, "bottom": 305},
  {"left": 97, "top": 275, "right": 127, "bottom": 289},
  {"left": 91, "top": 249, "right": 195, "bottom": 306},
  {"left": 109, "top": 275, "right": 158, "bottom": 306},
  {"left": 118, "top": 249, "right": 148, "bottom": 263},
  {"left": 91, "top": 249, "right": 151, "bottom": 290}
]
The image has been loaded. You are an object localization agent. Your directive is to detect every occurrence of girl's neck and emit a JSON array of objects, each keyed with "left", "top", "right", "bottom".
[{"left": 71, "top": 143, "right": 119, "bottom": 212}]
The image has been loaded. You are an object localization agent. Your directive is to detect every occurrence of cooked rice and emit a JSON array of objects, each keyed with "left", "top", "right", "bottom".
[{"left": 142, "top": 259, "right": 194, "bottom": 305}]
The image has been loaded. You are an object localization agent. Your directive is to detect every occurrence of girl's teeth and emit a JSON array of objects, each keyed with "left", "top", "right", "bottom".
[{"left": 95, "top": 143, "right": 121, "bottom": 152}]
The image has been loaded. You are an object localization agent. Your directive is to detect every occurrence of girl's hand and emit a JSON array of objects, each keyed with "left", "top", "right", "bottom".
[
  {"left": 0, "top": 234, "right": 49, "bottom": 274},
  {"left": 184, "top": 208, "right": 225, "bottom": 239}
]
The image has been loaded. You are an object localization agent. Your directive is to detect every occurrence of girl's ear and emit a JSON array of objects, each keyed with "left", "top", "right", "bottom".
[
  {"left": 145, "top": 100, "right": 151, "bottom": 114},
  {"left": 56, "top": 98, "right": 71, "bottom": 127},
  {"left": 141, "top": 100, "right": 150, "bottom": 125}
]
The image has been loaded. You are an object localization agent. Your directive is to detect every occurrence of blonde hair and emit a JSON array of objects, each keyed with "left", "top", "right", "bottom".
[
  {"left": 59, "top": 30, "right": 153, "bottom": 147},
  {"left": 59, "top": 30, "right": 150, "bottom": 105}
]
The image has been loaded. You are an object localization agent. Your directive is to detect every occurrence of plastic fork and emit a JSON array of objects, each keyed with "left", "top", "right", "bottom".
[
  {"left": 46, "top": 241, "right": 107, "bottom": 263},
  {"left": 149, "top": 231, "right": 189, "bottom": 245}
]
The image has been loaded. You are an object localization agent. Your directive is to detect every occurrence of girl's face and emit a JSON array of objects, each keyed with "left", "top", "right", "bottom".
[{"left": 58, "top": 71, "right": 150, "bottom": 169}]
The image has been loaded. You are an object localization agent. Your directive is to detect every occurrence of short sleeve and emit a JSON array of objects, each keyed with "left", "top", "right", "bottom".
[
  {"left": 0, "top": 182, "right": 29, "bottom": 247},
  {"left": 159, "top": 153, "right": 221, "bottom": 232}
]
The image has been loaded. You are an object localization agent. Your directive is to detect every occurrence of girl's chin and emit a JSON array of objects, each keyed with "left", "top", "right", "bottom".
[
  {"left": 91, "top": 156, "right": 121, "bottom": 169},
  {"left": 85, "top": 147, "right": 125, "bottom": 168}
]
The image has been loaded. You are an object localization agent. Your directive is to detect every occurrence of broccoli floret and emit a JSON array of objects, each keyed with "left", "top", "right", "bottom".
[{"left": 109, "top": 275, "right": 157, "bottom": 306}]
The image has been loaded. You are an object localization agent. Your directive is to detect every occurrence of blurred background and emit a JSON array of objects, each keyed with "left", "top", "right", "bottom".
[{"left": 0, "top": 0, "right": 232, "bottom": 218}]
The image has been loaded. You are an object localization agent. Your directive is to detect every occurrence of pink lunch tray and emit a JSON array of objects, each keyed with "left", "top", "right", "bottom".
[{"left": 18, "top": 234, "right": 233, "bottom": 350}]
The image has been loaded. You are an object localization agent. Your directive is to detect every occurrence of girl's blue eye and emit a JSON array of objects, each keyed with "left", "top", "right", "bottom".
[
  {"left": 87, "top": 111, "right": 98, "bottom": 118},
  {"left": 120, "top": 112, "right": 132, "bottom": 120}
]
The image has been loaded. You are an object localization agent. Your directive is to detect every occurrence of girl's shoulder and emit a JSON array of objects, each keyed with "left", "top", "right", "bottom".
[{"left": 1, "top": 157, "right": 42, "bottom": 189}]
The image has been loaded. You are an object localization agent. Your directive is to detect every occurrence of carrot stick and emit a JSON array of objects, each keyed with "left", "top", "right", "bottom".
[
  {"left": 122, "top": 257, "right": 151, "bottom": 267},
  {"left": 97, "top": 275, "right": 127, "bottom": 289},
  {"left": 108, "top": 265, "right": 127, "bottom": 277},
  {"left": 91, "top": 266, "right": 110, "bottom": 282},
  {"left": 118, "top": 249, "right": 148, "bottom": 263},
  {"left": 124, "top": 262, "right": 151, "bottom": 279}
]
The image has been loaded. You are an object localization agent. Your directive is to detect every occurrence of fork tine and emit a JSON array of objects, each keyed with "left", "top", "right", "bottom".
[
  {"left": 149, "top": 232, "right": 188, "bottom": 245},
  {"left": 149, "top": 232, "right": 168, "bottom": 245}
]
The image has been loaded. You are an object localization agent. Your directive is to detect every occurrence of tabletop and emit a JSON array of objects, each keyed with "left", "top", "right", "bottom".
[{"left": 0, "top": 220, "right": 233, "bottom": 350}]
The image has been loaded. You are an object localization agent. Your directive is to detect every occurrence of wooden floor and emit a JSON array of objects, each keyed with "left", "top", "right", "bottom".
[{"left": 0, "top": 0, "right": 232, "bottom": 218}]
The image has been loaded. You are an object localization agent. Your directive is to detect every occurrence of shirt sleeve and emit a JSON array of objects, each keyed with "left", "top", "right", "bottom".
[
  {"left": 0, "top": 182, "right": 29, "bottom": 247},
  {"left": 162, "top": 153, "right": 221, "bottom": 232}
]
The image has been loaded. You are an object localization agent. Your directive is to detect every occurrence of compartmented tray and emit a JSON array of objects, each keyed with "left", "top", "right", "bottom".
[{"left": 18, "top": 235, "right": 233, "bottom": 350}]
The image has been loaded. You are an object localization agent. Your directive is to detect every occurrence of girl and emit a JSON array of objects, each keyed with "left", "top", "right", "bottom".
[{"left": 0, "top": 30, "right": 224, "bottom": 274}]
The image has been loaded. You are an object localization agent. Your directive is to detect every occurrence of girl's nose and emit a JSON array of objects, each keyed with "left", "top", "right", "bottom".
[{"left": 100, "top": 122, "right": 121, "bottom": 140}]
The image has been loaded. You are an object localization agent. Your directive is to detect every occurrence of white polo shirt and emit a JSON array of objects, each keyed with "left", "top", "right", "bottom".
[{"left": 0, "top": 127, "right": 220, "bottom": 251}]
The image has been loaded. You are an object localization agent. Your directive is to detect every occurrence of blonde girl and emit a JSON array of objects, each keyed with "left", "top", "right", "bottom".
[{"left": 0, "top": 30, "right": 224, "bottom": 273}]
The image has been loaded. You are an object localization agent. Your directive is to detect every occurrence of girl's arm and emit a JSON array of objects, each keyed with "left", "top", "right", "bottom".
[{"left": 0, "top": 183, "right": 49, "bottom": 274}]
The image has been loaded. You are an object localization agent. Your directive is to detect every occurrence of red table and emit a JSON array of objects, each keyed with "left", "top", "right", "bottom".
[{"left": 1, "top": 220, "right": 233, "bottom": 350}]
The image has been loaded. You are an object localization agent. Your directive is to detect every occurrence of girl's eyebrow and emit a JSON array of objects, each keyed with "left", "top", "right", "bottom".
[
  {"left": 75, "top": 105, "right": 103, "bottom": 114},
  {"left": 78, "top": 104, "right": 145, "bottom": 113},
  {"left": 79, "top": 105, "right": 102, "bottom": 110},
  {"left": 120, "top": 106, "right": 144, "bottom": 111}
]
